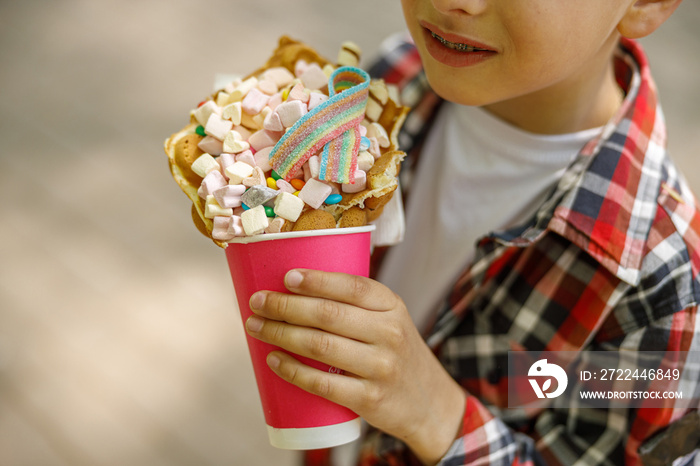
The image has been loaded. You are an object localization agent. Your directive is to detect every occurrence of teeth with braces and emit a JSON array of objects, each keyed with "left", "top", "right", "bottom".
[{"left": 431, "top": 31, "right": 488, "bottom": 52}]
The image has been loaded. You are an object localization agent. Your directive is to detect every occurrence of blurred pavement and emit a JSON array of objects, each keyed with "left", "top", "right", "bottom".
[{"left": 0, "top": 1, "right": 697, "bottom": 465}]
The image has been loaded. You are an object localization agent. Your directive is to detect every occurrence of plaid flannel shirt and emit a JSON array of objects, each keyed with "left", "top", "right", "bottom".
[{"left": 354, "top": 36, "right": 700, "bottom": 466}]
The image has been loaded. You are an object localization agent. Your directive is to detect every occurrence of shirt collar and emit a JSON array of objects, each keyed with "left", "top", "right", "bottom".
[{"left": 493, "top": 39, "right": 667, "bottom": 286}]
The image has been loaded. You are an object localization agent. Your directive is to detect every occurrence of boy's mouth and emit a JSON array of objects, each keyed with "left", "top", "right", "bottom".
[{"left": 430, "top": 31, "right": 491, "bottom": 53}]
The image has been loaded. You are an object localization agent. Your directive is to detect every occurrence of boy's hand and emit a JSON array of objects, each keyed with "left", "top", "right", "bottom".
[{"left": 245, "top": 269, "right": 466, "bottom": 465}]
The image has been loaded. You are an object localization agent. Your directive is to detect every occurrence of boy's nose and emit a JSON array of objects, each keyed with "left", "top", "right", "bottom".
[{"left": 431, "top": 0, "right": 488, "bottom": 16}]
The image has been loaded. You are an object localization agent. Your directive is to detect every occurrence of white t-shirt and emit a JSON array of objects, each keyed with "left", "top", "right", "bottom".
[{"left": 377, "top": 103, "right": 603, "bottom": 331}]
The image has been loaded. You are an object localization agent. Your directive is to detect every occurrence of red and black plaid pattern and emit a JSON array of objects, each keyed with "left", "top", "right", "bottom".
[{"left": 307, "top": 37, "right": 700, "bottom": 466}]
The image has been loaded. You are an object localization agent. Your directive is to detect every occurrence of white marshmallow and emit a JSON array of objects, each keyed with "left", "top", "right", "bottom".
[
  {"left": 193, "top": 100, "right": 221, "bottom": 127},
  {"left": 367, "top": 122, "right": 390, "bottom": 147},
  {"left": 223, "top": 101, "right": 242, "bottom": 125},
  {"left": 274, "top": 191, "right": 305, "bottom": 222},
  {"left": 276, "top": 100, "right": 307, "bottom": 128},
  {"left": 205, "top": 113, "right": 233, "bottom": 141},
  {"left": 225, "top": 161, "right": 254, "bottom": 184},
  {"left": 223, "top": 130, "right": 250, "bottom": 154},
  {"left": 205, "top": 195, "right": 233, "bottom": 218},
  {"left": 241, "top": 205, "right": 269, "bottom": 235},
  {"left": 191, "top": 153, "right": 220, "bottom": 178}
]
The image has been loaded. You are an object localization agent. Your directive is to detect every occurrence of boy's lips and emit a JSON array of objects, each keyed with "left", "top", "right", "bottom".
[{"left": 419, "top": 20, "right": 497, "bottom": 68}]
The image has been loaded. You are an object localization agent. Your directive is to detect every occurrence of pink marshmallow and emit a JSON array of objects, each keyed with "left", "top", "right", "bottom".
[
  {"left": 308, "top": 92, "right": 328, "bottom": 111},
  {"left": 199, "top": 170, "right": 227, "bottom": 198},
  {"left": 213, "top": 184, "right": 246, "bottom": 208},
  {"left": 267, "top": 92, "right": 283, "bottom": 111},
  {"left": 242, "top": 88, "right": 270, "bottom": 115},
  {"left": 276, "top": 178, "right": 295, "bottom": 193},
  {"left": 236, "top": 150, "right": 256, "bottom": 167},
  {"left": 276, "top": 100, "right": 307, "bottom": 128},
  {"left": 248, "top": 129, "right": 282, "bottom": 151},
  {"left": 212, "top": 216, "right": 235, "bottom": 241},
  {"left": 298, "top": 178, "right": 332, "bottom": 209},
  {"left": 253, "top": 147, "right": 273, "bottom": 172},
  {"left": 287, "top": 83, "right": 309, "bottom": 103},
  {"left": 232, "top": 125, "right": 252, "bottom": 141},
  {"left": 342, "top": 170, "right": 367, "bottom": 193},
  {"left": 263, "top": 110, "right": 284, "bottom": 132},
  {"left": 299, "top": 63, "right": 328, "bottom": 91},
  {"left": 294, "top": 59, "right": 309, "bottom": 77},
  {"left": 257, "top": 79, "right": 278, "bottom": 95},
  {"left": 197, "top": 135, "right": 224, "bottom": 156},
  {"left": 218, "top": 153, "right": 236, "bottom": 175}
]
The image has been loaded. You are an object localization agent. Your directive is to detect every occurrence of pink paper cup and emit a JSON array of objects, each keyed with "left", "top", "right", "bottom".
[{"left": 225, "top": 225, "right": 374, "bottom": 450}]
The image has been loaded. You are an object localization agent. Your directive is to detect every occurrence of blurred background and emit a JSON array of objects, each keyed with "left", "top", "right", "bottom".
[{"left": 0, "top": 1, "right": 698, "bottom": 465}]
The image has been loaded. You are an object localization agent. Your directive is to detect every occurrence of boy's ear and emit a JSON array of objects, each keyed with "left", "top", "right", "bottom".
[{"left": 617, "top": 0, "right": 683, "bottom": 39}]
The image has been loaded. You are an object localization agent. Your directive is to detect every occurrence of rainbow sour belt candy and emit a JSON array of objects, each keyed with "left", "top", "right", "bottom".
[{"left": 269, "top": 67, "right": 370, "bottom": 184}]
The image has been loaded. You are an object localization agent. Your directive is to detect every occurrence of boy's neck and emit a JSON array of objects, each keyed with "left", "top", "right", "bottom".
[{"left": 483, "top": 43, "right": 624, "bottom": 135}]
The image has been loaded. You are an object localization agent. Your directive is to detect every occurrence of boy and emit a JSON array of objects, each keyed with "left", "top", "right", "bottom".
[{"left": 245, "top": 0, "right": 699, "bottom": 464}]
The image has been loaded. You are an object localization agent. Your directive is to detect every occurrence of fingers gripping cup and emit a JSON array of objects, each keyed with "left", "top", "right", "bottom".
[{"left": 225, "top": 226, "right": 374, "bottom": 449}]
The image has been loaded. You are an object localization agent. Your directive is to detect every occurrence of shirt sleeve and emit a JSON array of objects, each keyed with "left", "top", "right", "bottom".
[{"left": 358, "top": 303, "right": 700, "bottom": 466}]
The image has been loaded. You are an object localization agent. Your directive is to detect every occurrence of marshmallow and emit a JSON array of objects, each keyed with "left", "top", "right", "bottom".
[
  {"left": 223, "top": 101, "right": 242, "bottom": 125},
  {"left": 218, "top": 153, "right": 236, "bottom": 175},
  {"left": 191, "top": 153, "right": 220, "bottom": 178},
  {"left": 213, "top": 184, "right": 246, "bottom": 208},
  {"left": 367, "top": 122, "right": 390, "bottom": 147},
  {"left": 357, "top": 151, "right": 375, "bottom": 172},
  {"left": 229, "top": 77, "right": 258, "bottom": 102},
  {"left": 242, "top": 87, "right": 270, "bottom": 115},
  {"left": 236, "top": 150, "right": 256, "bottom": 167},
  {"left": 243, "top": 166, "right": 266, "bottom": 187},
  {"left": 225, "top": 161, "right": 254, "bottom": 184},
  {"left": 342, "top": 170, "right": 367, "bottom": 193},
  {"left": 298, "top": 178, "right": 332, "bottom": 209},
  {"left": 199, "top": 170, "right": 227, "bottom": 198},
  {"left": 248, "top": 129, "right": 281, "bottom": 151},
  {"left": 257, "top": 79, "right": 278, "bottom": 95},
  {"left": 193, "top": 100, "right": 221, "bottom": 127},
  {"left": 205, "top": 195, "right": 233, "bottom": 218},
  {"left": 212, "top": 216, "right": 236, "bottom": 241},
  {"left": 263, "top": 110, "right": 284, "bottom": 132},
  {"left": 307, "top": 91, "right": 328, "bottom": 111},
  {"left": 265, "top": 217, "right": 286, "bottom": 234},
  {"left": 241, "top": 205, "right": 269, "bottom": 235},
  {"left": 276, "top": 178, "right": 295, "bottom": 193},
  {"left": 241, "top": 185, "right": 278, "bottom": 209},
  {"left": 250, "top": 147, "right": 271, "bottom": 173},
  {"left": 287, "top": 83, "right": 310, "bottom": 103},
  {"left": 276, "top": 100, "right": 307, "bottom": 128},
  {"left": 274, "top": 191, "right": 305, "bottom": 222},
  {"left": 262, "top": 67, "right": 295, "bottom": 88},
  {"left": 299, "top": 63, "right": 328, "bottom": 91},
  {"left": 216, "top": 91, "right": 230, "bottom": 107},
  {"left": 295, "top": 59, "right": 309, "bottom": 77},
  {"left": 204, "top": 113, "right": 233, "bottom": 141},
  {"left": 232, "top": 125, "right": 252, "bottom": 141},
  {"left": 303, "top": 155, "right": 321, "bottom": 181},
  {"left": 223, "top": 130, "right": 251, "bottom": 154},
  {"left": 197, "top": 135, "right": 224, "bottom": 156},
  {"left": 368, "top": 137, "right": 381, "bottom": 159},
  {"left": 267, "top": 92, "right": 283, "bottom": 111}
]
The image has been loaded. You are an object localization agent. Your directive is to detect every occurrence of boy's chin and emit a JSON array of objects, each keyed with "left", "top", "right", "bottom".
[{"left": 424, "top": 72, "right": 500, "bottom": 107}]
